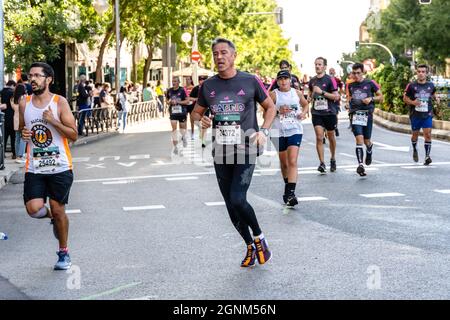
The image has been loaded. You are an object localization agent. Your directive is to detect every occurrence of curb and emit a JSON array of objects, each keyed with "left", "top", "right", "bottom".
[{"left": 373, "top": 110, "right": 450, "bottom": 142}]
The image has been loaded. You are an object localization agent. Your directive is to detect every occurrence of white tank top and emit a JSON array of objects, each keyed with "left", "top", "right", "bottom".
[
  {"left": 273, "top": 88, "right": 303, "bottom": 137},
  {"left": 24, "top": 94, "right": 73, "bottom": 174}
]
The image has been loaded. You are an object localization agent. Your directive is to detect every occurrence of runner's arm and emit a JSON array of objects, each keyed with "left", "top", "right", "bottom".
[
  {"left": 259, "top": 97, "right": 276, "bottom": 130},
  {"left": 296, "top": 90, "right": 309, "bottom": 117},
  {"left": 50, "top": 97, "right": 78, "bottom": 142}
]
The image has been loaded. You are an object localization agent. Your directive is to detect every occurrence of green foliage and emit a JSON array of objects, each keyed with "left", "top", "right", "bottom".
[
  {"left": 4, "top": 0, "right": 107, "bottom": 72},
  {"left": 370, "top": 64, "right": 413, "bottom": 114}
]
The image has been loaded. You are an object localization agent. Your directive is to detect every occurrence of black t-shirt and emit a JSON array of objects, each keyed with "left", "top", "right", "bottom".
[
  {"left": 309, "top": 74, "right": 339, "bottom": 115},
  {"left": 348, "top": 79, "right": 380, "bottom": 113},
  {"left": 1, "top": 87, "right": 14, "bottom": 122},
  {"left": 77, "top": 82, "right": 91, "bottom": 106},
  {"left": 404, "top": 81, "right": 435, "bottom": 119},
  {"left": 166, "top": 87, "right": 187, "bottom": 115},
  {"left": 189, "top": 85, "right": 200, "bottom": 99},
  {"left": 197, "top": 71, "right": 269, "bottom": 159}
]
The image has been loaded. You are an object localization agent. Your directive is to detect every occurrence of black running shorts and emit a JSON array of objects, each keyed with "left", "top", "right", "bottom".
[{"left": 23, "top": 170, "right": 74, "bottom": 204}]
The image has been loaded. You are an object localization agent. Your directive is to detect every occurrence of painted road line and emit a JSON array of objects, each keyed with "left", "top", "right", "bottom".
[
  {"left": 123, "top": 205, "right": 165, "bottom": 211},
  {"left": 80, "top": 282, "right": 141, "bottom": 300},
  {"left": 372, "top": 141, "right": 409, "bottom": 152},
  {"left": 66, "top": 209, "right": 82, "bottom": 214},
  {"left": 340, "top": 153, "right": 356, "bottom": 158},
  {"left": 345, "top": 167, "right": 379, "bottom": 172},
  {"left": 129, "top": 154, "right": 150, "bottom": 160},
  {"left": 72, "top": 157, "right": 90, "bottom": 163},
  {"left": 103, "top": 180, "right": 134, "bottom": 185},
  {"left": 401, "top": 166, "right": 436, "bottom": 169},
  {"left": 205, "top": 202, "right": 226, "bottom": 206},
  {"left": 165, "top": 176, "right": 199, "bottom": 181},
  {"left": 434, "top": 189, "right": 450, "bottom": 194},
  {"left": 360, "top": 192, "right": 405, "bottom": 198},
  {"left": 118, "top": 162, "right": 137, "bottom": 167},
  {"left": 297, "top": 196, "right": 328, "bottom": 202},
  {"left": 98, "top": 156, "right": 120, "bottom": 161}
]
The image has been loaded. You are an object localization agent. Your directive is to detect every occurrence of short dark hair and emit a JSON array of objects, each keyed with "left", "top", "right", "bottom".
[
  {"left": 21, "top": 73, "right": 29, "bottom": 82},
  {"left": 13, "top": 83, "right": 26, "bottom": 104},
  {"left": 315, "top": 57, "right": 327, "bottom": 66},
  {"left": 352, "top": 63, "right": 364, "bottom": 72},
  {"left": 147, "top": 83, "right": 151, "bottom": 87},
  {"left": 30, "top": 62, "right": 54, "bottom": 82},
  {"left": 211, "top": 38, "right": 236, "bottom": 51},
  {"left": 279, "top": 60, "right": 290, "bottom": 68},
  {"left": 6, "top": 80, "right": 16, "bottom": 87},
  {"left": 417, "top": 64, "right": 429, "bottom": 72}
]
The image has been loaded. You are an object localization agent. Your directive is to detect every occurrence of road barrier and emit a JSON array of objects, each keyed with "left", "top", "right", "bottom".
[{"left": 72, "top": 100, "right": 159, "bottom": 136}]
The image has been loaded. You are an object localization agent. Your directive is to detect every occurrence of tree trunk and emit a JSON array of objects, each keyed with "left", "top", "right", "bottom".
[
  {"left": 143, "top": 44, "right": 153, "bottom": 85},
  {"left": 131, "top": 44, "right": 137, "bottom": 83},
  {"left": 95, "top": 27, "right": 114, "bottom": 84}
]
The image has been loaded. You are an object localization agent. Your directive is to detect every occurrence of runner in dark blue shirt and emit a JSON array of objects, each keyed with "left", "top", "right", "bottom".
[
  {"left": 166, "top": 77, "right": 189, "bottom": 154},
  {"left": 403, "top": 64, "right": 439, "bottom": 165},
  {"left": 348, "top": 63, "right": 383, "bottom": 177},
  {"left": 192, "top": 38, "right": 276, "bottom": 268}
]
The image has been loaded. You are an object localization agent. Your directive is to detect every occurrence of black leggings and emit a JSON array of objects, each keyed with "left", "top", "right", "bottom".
[{"left": 214, "top": 162, "right": 262, "bottom": 245}]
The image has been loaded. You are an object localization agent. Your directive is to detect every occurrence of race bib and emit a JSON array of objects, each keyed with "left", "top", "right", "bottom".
[
  {"left": 314, "top": 97, "right": 328, "bottom": 111},
  {"left": 415, "top": 99, "right": 429, "bottom": 112},
  {"left": 281, "top": 104, "right": 300, "bottom": 127},
  {"left": 33, "top": 146, "right": 61, "bottom": 173},
  {"left": 171, "top": 105, "right": 183, "bottom": 114},
  {"left": 353, "top": 111, "right": 369, "bottom": 126},
  {"left": 216, "top": 125, "right": 241, "bottom": 145}
]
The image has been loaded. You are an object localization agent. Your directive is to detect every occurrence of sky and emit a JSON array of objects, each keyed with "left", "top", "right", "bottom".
[{"left": 276, "top": 0, "right": 371, "bottom": 77}]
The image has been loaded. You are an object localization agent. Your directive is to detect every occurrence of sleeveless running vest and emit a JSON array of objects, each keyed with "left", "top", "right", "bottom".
[
  {"left": 273, "top": 88, "right": 303, "bottom": 137},
  {"left": 24, "top": 94, "right": 73, "bottom": 174}
]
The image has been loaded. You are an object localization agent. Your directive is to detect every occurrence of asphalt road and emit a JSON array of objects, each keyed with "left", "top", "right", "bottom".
[{"left": 1, "top": 117, "right": 449, "bottom": 300}]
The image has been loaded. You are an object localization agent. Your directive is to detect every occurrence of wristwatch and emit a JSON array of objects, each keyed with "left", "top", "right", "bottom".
[
  {"left": 260, "top": 128, "right": 270, "bottom": 137},
  {"left": 321, "top": 90, "right": 326, "bottom": 96}
]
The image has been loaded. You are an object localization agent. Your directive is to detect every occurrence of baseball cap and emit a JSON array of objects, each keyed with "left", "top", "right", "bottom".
[{"left": 276, "top": 70, "right": 291, "bottom": 80}]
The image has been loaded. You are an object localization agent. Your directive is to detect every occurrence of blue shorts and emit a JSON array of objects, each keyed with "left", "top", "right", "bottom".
[
  {"left": 411, "top": 116, "right": 432, "bottom": 131},
  {"left": 351, "top": 113, "right": 373, "bottom": 139},
  {"left": 271, "top": 134, "right": 303, "bottom": 152}
]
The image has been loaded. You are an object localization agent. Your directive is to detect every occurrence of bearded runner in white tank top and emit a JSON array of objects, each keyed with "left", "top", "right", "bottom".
[
  {"left": 269, "top": 70, "right": 309, "bottom": 208},
  {"left": 19, "top": 62, "right": 78, "bottom": 271}
]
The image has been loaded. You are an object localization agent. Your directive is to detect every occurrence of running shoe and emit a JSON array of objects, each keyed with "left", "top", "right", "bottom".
[
  {"left": 173, "top": 146, "right": 179, "bottom": 155},
  {"left": 285, "top": 194, "right": 298, "bottom": 207},
  {"left": 335, "top": 128, "right": 340, "bottom": 137},
  {"left": 182, "top": 137, "right": 188, "bottom": 148},
  {"left": 254, "top": 236, "right": 272, "bottom": 265},
  {"left": 413, "top": 149, "right": 419, "bottom": 162},
  {"left": 356, "top": 164, "right": 366, "bottom": 176},
  {"left": 240, "top": 244, "right": 256, "bottom": 268},
  {"left": 201, "top": 143, "right": 206, "bottom": 149},
  {"left": 330, "top": 159, "right": 337, "bottom": 172},
  {"left": 54, "top": 251, "right": 72, "bottom": 270},
  {"left": 424, "top": 156, "right": 432, "bottom": 166},
  {"left": 317, "top": 162, "right": 326, "bottom": 173}
]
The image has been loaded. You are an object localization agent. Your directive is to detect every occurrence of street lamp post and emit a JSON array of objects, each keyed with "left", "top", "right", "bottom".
[
  {"left": 181, "top": 25, "right": 200, "bottom": 86},
  {"left": 359, "top": 42, "right": 396, "bottom": 66}
]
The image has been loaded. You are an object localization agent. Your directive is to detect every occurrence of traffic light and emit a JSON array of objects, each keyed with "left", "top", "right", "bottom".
[
  {"left": 355, "top": 41, "right": 360, "bottom": 50},
  {"left": 275, "top": 7, "right": 283, "bottom": 24},
  {"left": 418, "top": 0, "right": 432, "bottom": 4}
]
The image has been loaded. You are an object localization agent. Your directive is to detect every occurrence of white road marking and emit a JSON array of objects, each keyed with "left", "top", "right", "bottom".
[
  {"left": 75, "top": 162, "right": 450, "bottom": 183},
  {"left": 165, "top": 176, "right": 198, "bottom": 181},
  {"left": 345, "top": 167, "right": 379, "bottom": 172},
  {"left": 80, "top": 282, "right": 141, "bottom": 300},
  {"left": 118, "top": 162, "right": 137, "bottom": 167},
  {"left": 99, "top": 156, "right": 121, "bottom": 161},
  {"left": 372, "top": 141, "right": 409, "bottom": 152},
  {"left": 129, "top": 154, "right": 150, "bottom": 160},
  {"left": 205, "top": 202, "right": 226, "bottom": 206},
  {"left": 297, "top": 196, "right": 328, "bottom": 202},
  {"left": 102, "top": 180, "right": 134, "bottom": 185},
  {"left": 66, "top": 209, "right": 81, "bottom": 214},
  {"left": 340, "top": 152, "right": 356, "bottom": 158},
  {"left": 85, "top": 163, "right": 105, "bottom": 169},
  {"left": 434, "top": 189, "right": 450, "bottom": 194},
  {"left": 360, "top": 192, "right": 405, "bottom": 198},
  {"left": 401, "top": 166, "right": 436, "bottom": 169},
  {"left": 72, "top": 157, "right": 90, "bottom": 163},
  {"left": 123, "top": 205, "right": 165, "bottom": 211},
  {"left": 127, "top": 295, "right": 159, "bottom": 300}
]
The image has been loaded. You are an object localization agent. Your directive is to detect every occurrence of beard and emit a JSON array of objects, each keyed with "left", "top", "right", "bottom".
[{"left": 32, "top": 83, "right": 46, "bottom": 96}]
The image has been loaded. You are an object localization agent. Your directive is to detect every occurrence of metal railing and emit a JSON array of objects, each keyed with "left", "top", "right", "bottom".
[{"left": 72, "top": 100, "right": 159, "bottom": 136}]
